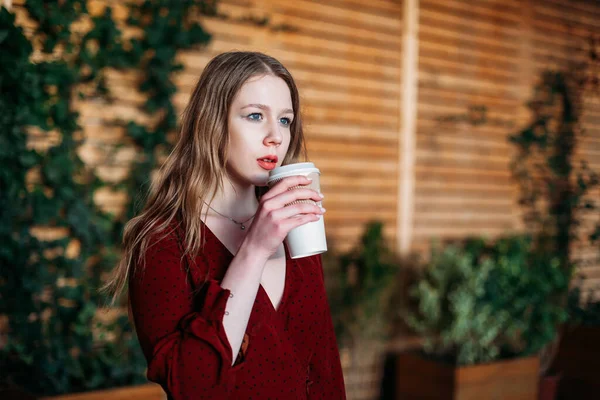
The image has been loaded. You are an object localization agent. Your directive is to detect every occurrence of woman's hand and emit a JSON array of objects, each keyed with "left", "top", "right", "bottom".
[{"left": 242, "top": 175, "right": 324, "bottom": 260}]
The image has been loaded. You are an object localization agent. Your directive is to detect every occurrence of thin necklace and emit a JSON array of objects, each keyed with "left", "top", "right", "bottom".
[{"left": 204, "top": 202, "right": 256, "bottom": 230}]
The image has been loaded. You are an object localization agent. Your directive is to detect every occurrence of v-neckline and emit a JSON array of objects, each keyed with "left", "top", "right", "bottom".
[{"left": 202, "top": 223, "right": 290, "bottom": 314}]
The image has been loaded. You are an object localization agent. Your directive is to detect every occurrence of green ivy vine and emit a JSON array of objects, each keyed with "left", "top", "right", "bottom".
[
  {"left": 509, "top": 34, "right": 600, "bottom": 287},
  {"left": 0, "top": 0, "right": 216, "bottom": 395}
]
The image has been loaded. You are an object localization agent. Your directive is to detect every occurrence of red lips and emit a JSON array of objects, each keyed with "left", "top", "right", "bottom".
[{"left": 257, "top": 155, "right": 278, "bottom": 171}]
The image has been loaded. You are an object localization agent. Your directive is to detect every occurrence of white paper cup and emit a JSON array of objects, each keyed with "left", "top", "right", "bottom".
[{"left": 267, "top": 162, "right": 327, "bottom": 259}]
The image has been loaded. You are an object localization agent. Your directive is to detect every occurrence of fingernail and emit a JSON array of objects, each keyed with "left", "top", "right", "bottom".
[
  {"left": 320, "top": 207, "right": 326, "bottom": 212},
  {"left": 319, "top": 193, "right": 324, "bottom": 198},
  {"left": 306, "top": 177, "right": 313, "bottom": 181}
]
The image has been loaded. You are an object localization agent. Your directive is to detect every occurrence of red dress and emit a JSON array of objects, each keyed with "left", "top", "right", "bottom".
[{"left": 129, "top": 224, "right": 346, "bottom": 399}]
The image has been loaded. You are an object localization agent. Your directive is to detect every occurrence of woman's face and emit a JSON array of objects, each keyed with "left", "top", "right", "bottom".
[{"left": 226, "top": 74, "right": 293, "bottom": 187}]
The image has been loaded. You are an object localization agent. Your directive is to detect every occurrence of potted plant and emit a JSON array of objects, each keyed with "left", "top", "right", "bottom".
[
  {"left": 325, "top": 221, "right": 400, "bottom": 400},
  {"left": 396, "top": 235, "right": 569, "bottom": 400},
  {"left": 545, "top": 283, "right": 600, "bottom": 399}
]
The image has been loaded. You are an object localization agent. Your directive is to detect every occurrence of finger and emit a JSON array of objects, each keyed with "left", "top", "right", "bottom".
[
  {"left": 269, "top": 188, "right": 323, "bottom": 208},
  {"left": 271, "top": 203, "right": 324, "bottom": 220},
  {"left": 261, "top": 175, "right": 313, "bottom": 201},
  {"left": 280, "top": 213, "right": 321, "bottom": 233}
]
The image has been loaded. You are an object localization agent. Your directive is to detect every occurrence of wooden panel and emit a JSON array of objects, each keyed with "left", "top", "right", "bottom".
[
  {"left": 413, "top": 0, "right": 523, "bottom": 245},
  {"left": 48, "top": 0, "right": 402, "bottom": 252},
  {"left": 527, "top": 0, "right": 600, "bottom": 294},
  {"left": 14, "top": 0, "right": 600, "bottom": 293}
]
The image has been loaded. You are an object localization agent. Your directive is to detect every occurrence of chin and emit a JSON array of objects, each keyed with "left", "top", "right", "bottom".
[{"left": 253, "top": 175, "right": 270, "bottom": 187}]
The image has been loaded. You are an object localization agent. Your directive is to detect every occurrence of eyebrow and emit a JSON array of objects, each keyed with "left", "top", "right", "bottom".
[{"left": 242, "top": 103, "right": 294, "bottom": 115}]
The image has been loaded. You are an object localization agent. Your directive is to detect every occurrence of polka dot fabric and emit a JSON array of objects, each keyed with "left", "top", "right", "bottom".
[{"left": 129, "top": 224, "right": 346, "bottom": 399}]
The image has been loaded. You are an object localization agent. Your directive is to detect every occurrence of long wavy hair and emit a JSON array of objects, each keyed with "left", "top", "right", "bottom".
[{"left": 103, "top": 51, "right": 307, "bottom": 304}]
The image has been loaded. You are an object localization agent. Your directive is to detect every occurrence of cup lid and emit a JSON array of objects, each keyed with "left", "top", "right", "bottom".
[{"left": 268, "top": 162, "right": 319, "bottom": 181}]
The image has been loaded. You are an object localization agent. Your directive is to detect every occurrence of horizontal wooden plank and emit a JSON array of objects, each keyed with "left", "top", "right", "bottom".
[
  {"left": 541, "top": 0, "right": 600, "bottom": 19},
  {"left": 264, "top": 9, "right": 402, "bottom": 50},
  {"left": 315, "top": 157, "right": 398, "bottom": 177},
  {"left": 411, "top": 226, "right": 516, "bottom": 239},
  {"left": 419, "top": 70, "right": 521, "bottom": 100},
  {"left": 300, "top": 87, "right": 398, "bottom": 113},
  {"left": 302, "top": 104, "right": 398, "bottom": 129},
  {"left": 307, "top": 0, "right": 402, "bottom": 15},
  {"left": 530, "top": 29, "right": 589, "bottom": 54},
  {"left": 416, "top": 137, "right": 510, "bottom": 158},
  {"left": 306, "top": 139, "right": 397, "bottom": 159},
  {"left": 416, "top": 128, "right": 513, "bottom": 152},
  {"left": 419, "top": 55, "right": 518, "bottom": 84},
  {"left": 417, "top": 104, "right": 517, "bottom": 129},
  {"left": 418, "top": 115, "right": 516, "bottom": 135},
  {"left": 419, "top": 22, "right": 520, "bottom": 58},
  {"left": 414, "top": 196, "right": 515, "bottom": 212},
  {"left": 419, "top": 86, "right": 518, "bottom": 110},
  {"left": 419, "top": 7, "right": 522, "bottom": 39},
  {"left": 419, "top": 36, "right": 520, "bottom": 69},
  {"left": 273, "top": 0, "right": 401, "bottom": 34},
  {"left": 414, "top": 213, "right": 515, "bottom": 226},
  {"left": 201, "top": 12, "right": 401, "bottom": 68},
  {"left": 416, "top": 182, "right": 514, "bottom": 197},
  {"left": 416, "top": 148, "right": 509, "bottom": 168},
  {"left": 415, "top": 166, "right": 514, "bottom": 185},
  {"left": 415, "top": 164, "right": 512, "bottom": 179},
  {"left": 414, "top": 201, "right": 515, "bottom": 216},
  {"left": 320, "top": 175, "right": 397, "bottom": 192},
  {"left": 421, "top": 0, "right": 521, "bottom": 25},
  {"left": 534, "top": 2, "right": 600, "bottom": 34},
  {"left": 304, "top": 123, "right": 398, "bottom": 143},
  {"left": 417, "top": 100, "right": 514, "bottom": 122},
  {"left": 176, "top": 36, "right": 401, "bottom": 82},
  {"left": 95, "top": 165, "right": 131, "bottom": 182},
  {"left": 273, "top": 30, "right": 402, "bottom": 66},
  {"left": 323, "top": 211, "right": 396, "bottom": 224}
]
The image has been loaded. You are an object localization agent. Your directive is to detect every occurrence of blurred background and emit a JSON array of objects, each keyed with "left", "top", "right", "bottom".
[{"left": 1, "top": 0, "right": 599, "bottom": 399}]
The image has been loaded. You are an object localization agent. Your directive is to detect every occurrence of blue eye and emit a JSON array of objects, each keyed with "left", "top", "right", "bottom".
[
  {"left": 280, "top": 117, "right": 292, "bottom": 126},
  {"left": 247, "top": 113, "right": 263, "bottom": 121}
]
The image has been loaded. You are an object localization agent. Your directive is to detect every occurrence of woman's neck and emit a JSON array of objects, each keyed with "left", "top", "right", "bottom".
[{"left": 206, "top": 178, "right": 259, "bottom": 219}]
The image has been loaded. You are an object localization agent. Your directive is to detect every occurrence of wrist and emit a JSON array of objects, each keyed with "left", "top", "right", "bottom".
[{"left": 235, "top": 241, "right": 270, "bottom": 273}]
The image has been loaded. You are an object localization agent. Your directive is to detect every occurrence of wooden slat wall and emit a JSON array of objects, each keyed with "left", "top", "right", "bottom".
[
  {"left": 412, "top": 0, "right": 525, "bottom": 252},
  {"left": 529, "top": 0, "right": 600, "bottom": 296},
  {"left": 185, "top": 0, "right": 405, "bottom": 250},
  {"left": 12, "top": 0, "right": 600, "bottom": 287},
  {"left": 412, "top": 0, "right": 600, "bottom": 296},
  {"left": 15, "top": 0, "right": 404, "bottom": 253}
]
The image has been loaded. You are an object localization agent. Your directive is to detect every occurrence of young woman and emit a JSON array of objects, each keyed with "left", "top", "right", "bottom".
[{"left": 105, "top": 51, "right": 346, "bottom": 399}]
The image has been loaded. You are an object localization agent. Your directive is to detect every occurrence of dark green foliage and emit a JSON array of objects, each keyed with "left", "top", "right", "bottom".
[
  {"left": 0, "top": 0, "right": 214, "bottom": 395},
  {"left": 405, "top": 235, "right": 570, "bottom": 366},
  {"left": 509, "top": 71, "right": 598, "bottom": 272},
  {"left": 330, "top": 221, "right": 399, "bottom": 347},
  {"left": 567, "top": 283, "right": 600, "bottom": 327},
  {"left": 119, "top": 0, "right": 214, "bottom": 220},
  {"left": 509, "top": 36, "right": 600, "bottom": 326}
]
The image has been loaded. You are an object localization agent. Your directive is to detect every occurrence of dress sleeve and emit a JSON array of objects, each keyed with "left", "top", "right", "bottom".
[
  {"left": 307, "top": 255, "right": 347, "bottom": 400},
  {"left": 128, "top": 230, "right": 238, "bottom": 399}
]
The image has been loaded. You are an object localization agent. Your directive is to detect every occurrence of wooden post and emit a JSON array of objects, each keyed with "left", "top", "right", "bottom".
[
  {"left": 398, "top": 0, "right": 419, "bottom": 254},
  {"left": 513, "top": 0, "right": 534, "bottom": 233}
]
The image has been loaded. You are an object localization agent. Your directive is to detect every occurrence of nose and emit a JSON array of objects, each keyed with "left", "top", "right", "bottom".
[{"left": 264, "top": 116, "right": 283, "bottom": 147}]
